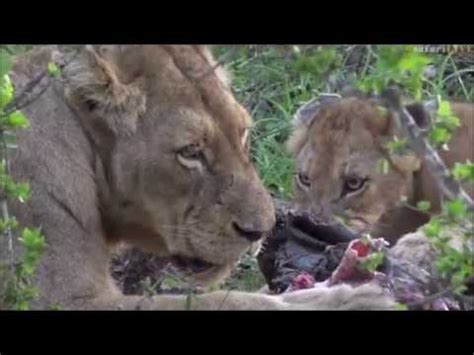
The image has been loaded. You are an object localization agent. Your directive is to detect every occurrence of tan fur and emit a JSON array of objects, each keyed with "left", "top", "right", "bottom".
[
  {"left": 287, "top": 96, "right": 473, "bottom": 244},
  {"left": 4, "top": 46, "right": 395, "bottom": 310}
]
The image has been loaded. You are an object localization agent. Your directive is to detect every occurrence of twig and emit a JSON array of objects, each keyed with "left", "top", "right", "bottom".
[
  {"left": 217, "top": 289, "right": 232, "bottom": 310},
  {"left": 2, "top": 71, "right": 49, "bottom": 117},
  {"left": 1, "top": 47, "right": 80, "bottom": 119},
  {"left": 386, "top": 255, "right": 430, "bottom": 286},
  {"left": 448, "top": 57, "right": 470, "bottom": 100},
  {"left": 441, "top": 67, "right": 474, "bottom": 86},
  {"left": 406, "top": 282, "right": 458, "bottom": 308},
  {"left": 360, "top": 45, "right": 373, "bottom": 78}
]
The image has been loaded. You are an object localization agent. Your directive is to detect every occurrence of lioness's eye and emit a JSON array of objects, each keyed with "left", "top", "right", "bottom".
[
  {"left": 296, "top": 172, "right": 311, "bottom": 190},
  {"left": 344, "top": 176, "right": 367, "bottom": 193},
  {"left": 179, "top": 144, "right": 201, "bottom": 159},
  {"left": 177, "top": 144, "right": 204, "bottom": 169}
]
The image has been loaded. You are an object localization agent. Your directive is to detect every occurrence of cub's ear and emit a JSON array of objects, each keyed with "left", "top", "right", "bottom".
[
  {"left": 292, "top": 94, "right": 341, "bottom": 128},
  {"left": 389, "top": 153, "right": 422, "bottom": 173},
  {"left": 385, "top": 102, "right": 431, "bottom": 174},
  {"left": 286, "top": 94, "right": 341, "bottom": 155},
  {"left": 65, "top": 45, "right": 146, "bottom": 136},
  {"left": 405, "top": 101, "right": 432, "bottom": 131},
  {"left": 383, "top": 99, "right": 434, "bottom": 173}
]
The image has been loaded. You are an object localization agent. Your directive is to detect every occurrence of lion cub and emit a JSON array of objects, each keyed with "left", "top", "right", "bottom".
[{"left": 287, "top": 92, "right": 473, "bottom": 243}]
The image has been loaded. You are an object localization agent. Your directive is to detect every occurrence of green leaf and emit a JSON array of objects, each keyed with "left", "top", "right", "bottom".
[
  {"left": 7, "top": 111, "right": 30, "bottom": 129},
  {"left": 398, "top": 52, "right": 431, "bottom": 74},
  {"left": 0, "top": 216, "right": 19, "bottom": 232},
  {"left": 19, "top": 228, "right": 46, "bottom": 252},
  {"left": 386, "top": 137, "right": 408, "bottom": 155},
  {"left": 437, "top": 100, "right": 453, "bottom": 117},
  {"left": 416, "top": 200, "right": 431, "bottom": 212},
  {"left": 440, "top": 114, "right": 460, "bottom": 131},
  {"left": 21, "top": 261, "right": 35, "bottom": 275},
  {"left": 429, "top": 127, "right": 451, "bottom": 145},
  {"left": 445, "top": 198, "right": 468, "bottom": 219},
  {"left": 436, "top": 100, "right": 460, "bottom": 131},
  {"left": 452, "top": 161, "right": 474, "bottom": 182},
  {"left": 0, "top": 74, "right": 14, "bottom": 109},
  {"left": 15, "top": 300, "right": 29, "bottom": 311},
  {"left": 395, "top": 303, "right": 409, "bottom": 311},
  {"left": 15, "top": 182, "right": 31, "bottom": 203},
  {"left": 359, "top": 251, "right": 385, "bottom": 273},
  {"left": 423, "top": 217, "right": 442, "bottom": 238},
  {"left": 160, "top": 275, "right": 182, "bottom": 289},
  {"left": 48, "top": 62, "right": 60, "bottom": 77}
]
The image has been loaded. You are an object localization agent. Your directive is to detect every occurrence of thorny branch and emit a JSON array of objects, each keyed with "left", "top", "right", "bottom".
[
  {"left": 1, "top": 47, "right": 81, "bottom": 121},
  {"left": 381, "top": 87, "right": 474, "bottom": 211}
]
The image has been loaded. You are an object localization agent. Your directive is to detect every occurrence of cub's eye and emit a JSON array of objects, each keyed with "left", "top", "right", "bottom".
[
  {"left": 296, "top": 172, "right": 311, "bottom": 190},
  {"left": 177, "top": 144, "right": 204, "bottom": 169},
  {"left": 344, "top": 176, "right": 367, "bottom": 193}
]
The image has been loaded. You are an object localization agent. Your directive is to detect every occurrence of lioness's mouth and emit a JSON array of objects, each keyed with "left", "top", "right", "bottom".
[{"left": 171, "top": 255, "right": 215, "bottom": 274}]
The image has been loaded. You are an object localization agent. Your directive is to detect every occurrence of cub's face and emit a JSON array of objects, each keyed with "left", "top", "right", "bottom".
[{"left": 287, "top": 96, "right": 425, "bottom": 236}]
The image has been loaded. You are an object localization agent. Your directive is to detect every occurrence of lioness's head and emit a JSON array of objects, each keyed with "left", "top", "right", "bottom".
[
  {"left": 286, "top": 92, "right": 431, "bottom": 236},
  {"left": 63, "top": 45, "right": 275, "bottom": 284}
]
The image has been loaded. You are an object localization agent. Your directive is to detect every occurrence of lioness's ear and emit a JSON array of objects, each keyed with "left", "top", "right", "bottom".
[
  {"left": 65, "top": 45, "right": 146, "bottom": 136},
  {"left": 287, "top": 94, "right": 341, "bottom": 155}
]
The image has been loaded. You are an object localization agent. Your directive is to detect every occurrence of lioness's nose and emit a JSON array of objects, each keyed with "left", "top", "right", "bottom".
[{"left": 232, "top": 221, "right": 267, "bottom": 242}]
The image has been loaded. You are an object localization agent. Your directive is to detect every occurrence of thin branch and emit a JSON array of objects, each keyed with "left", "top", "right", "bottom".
[
  {"left": 381, "top": 87, "right": 474, "bottom": 211},
  {"left": 448, "top": 57, "right": 470, "bottom": 100},
  {"left": 441, "top": 67, "right": 474, "bottom": 86},
  {"left": 1, "top": 47, "right": 81, "bottom": 119},
  {"left": 217, "top": 289, "right": 232, "bottom": 310},
  {"left": 406, "top": 282, "right": 459, "bottom": 308}
]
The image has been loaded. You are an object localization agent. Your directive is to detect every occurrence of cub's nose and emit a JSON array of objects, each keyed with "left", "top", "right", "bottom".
[{"left": 232, "top": 221, "right": 267, "bottom": 242}]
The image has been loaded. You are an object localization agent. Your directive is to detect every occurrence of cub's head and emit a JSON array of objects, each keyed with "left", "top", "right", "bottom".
[
  {"left": 286, "top": 92, "right": 431, "bottom": 236},
  {"left": 64, "top": 45, "right": 275, "bottom": 285}
]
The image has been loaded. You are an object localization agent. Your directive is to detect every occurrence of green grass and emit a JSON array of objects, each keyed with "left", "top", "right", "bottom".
[
  {"left": 212, "top": 46, "right": 344, "bottom": 199},
  {"left": 222, "top": 254, "right": 266, "bottom": 292}
]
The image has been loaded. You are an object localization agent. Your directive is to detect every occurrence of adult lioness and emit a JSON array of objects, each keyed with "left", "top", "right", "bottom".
[
  {"left": 3, "top": 46, "right": 395, "bottom": 310},
  {"left": 287, "top": 91, "right": 473, "bottom": 244}
]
